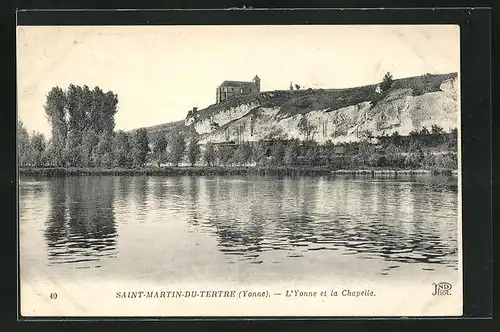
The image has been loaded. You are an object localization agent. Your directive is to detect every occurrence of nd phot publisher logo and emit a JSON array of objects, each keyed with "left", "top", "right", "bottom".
[{"left": 432, "top": 282, "right": 452, "bottom": 296}]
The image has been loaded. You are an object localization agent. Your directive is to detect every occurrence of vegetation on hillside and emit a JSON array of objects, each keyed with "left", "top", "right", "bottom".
[{"left": 182, "top": 72, "right": 458, "bottom": 124}]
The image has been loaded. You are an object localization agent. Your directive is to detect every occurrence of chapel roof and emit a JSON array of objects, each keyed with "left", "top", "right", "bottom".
[{"left": 218, "top": 80, "right": 256, "bottom": 87}]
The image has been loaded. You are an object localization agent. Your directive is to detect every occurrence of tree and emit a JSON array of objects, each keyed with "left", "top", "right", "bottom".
[
  {"left": 380, "top": 72, "right": 394, "bottom": 92},
  {"left": 152, "top": 133, "right": 168, "bottom": 167},
  {"left": 203, "top": 142, "right": 216, "bottom": 167},
  {"left": 30, "top": 132, "right": 46, "bottom": 167},
  {"left": 433, "top": 152, "right": 457, "bottom": 169},
  {"left": 169, "top": 132, "right": 186, "bottom": 166},
  {"left": 419, "top": 126, "right": 431, "bottom": 146},
  {"left": 101, "top": 91, "right": 119, "bottom": 133},
  {"left": 63, "top": 129, "right": 83, "bottom": 167},
  {"left": 45, "top": 84, "right": 119, "bottom": 162},
  {"left": 284, "top": 141, "right": 300, "bottom": 166},
  {"left": 356, "top": 140, "right": 376, "bottom": 166},
  {"left": 404, "top": 141, "right": 424, "bottom": 168},
  {"left": 44, "top": 86, "right": 67, "bottom": 165},
  {"left": 113, "top": 131, "right": 132, "bottom": 168},
  {"left": 216, "top": 145, "right": 234, "bottom": 166},
  {"left": 447, "top": 128, "right": 458, "bottom": 150},
  {"left": 80, "top": 129, "right": 99, "bottom": 167},
  {"left": 420, "top": 126, "right": 430, "bottom": 136},
  {"left": 430, "top": 124, "right": 445, "bottom": 146},
  {"left": 66, "top": 84, "right": 86, "bottom": 141},
  {"left": 87, "top": 86, "right": 118, "bottom": 134},
  {"left": 232, "top": 142, "right": 252, "bottom": 166},
  {"left": 409, "top": 128, "right": 420, "bottom": 137},
  {"left": 270, "top": 140, "right": 286, "bottom": 165},
  {"left": 93, "top": 131, "right": 114, "bottom": 167},
  {"left": 187, "top": 138, "right": 201, "bottom": 167},
  {"left": 18, "top": 121, "right": 31, "bottom": 166},
  {"left": 323, "top": 140, "right": 335, "bottom": 160},
  {"left": 131, "top": 128, "right": 150, "bottom": 167},
  {"left": 431, "top": 124, "right": 444, "bottom": 135},
  {"left": 390, "top": 131, "right": 402, "bottom": 146},
  {"left": 253, "top": 142, "right": 268, "bottom": 166},
  {"left": 385, "top": 143, "right": 404, "bottom": 167},
  {"left": 305, "top": 146, "right": 320, "bottom": 167}
]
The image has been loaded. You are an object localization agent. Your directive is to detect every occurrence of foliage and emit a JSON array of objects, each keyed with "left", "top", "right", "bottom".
[
  {"left": 41, "top": 84, "right": 119, "bottom": 167},
  {"left": 131, "top": 128, "right": 150, "bottom": 167},
  {"left": 380, "top": 72, "right": 394, "bottom": 92},
  {"left": 18, "top": 121, "right": 31, "bottom": 166},
  {"left": 305, "top": 146, "right": 320, "bottom": 166},
  {"left": 81, "top": 129, "right": 99, "bottom": 167},
  {"left": 113, "top": 131, "right": 133, "bottom": 168},
  {"left": 355, "top": 140, "right": 373, "bottom": 166},
  {"left": 187, "top": 138, "right": 201, "bottom": 167},
  {"left": 385, "top": 143, "right": 404, "bottom": 168},
  {"left": 283, "top": 141, "right": 300, "bottom": 166},
  {"left": 253, "top": 142, "right": 269, "bottom": 166},
  {"left": 30, "top": 132, "right": 46, "bottom": 167},
  {"left": 216, "top": 145, "right": 234, "bottom": 166},
  {"left": 404, "top": 141, "right": 425, "bottom": 168},
  {"left": 203, "top": 142, "right": 216, "bottom": 167},
  {"left": 390, "top": 131, "right": 402, "bottom": 146},
  {"left": 152, "top": 133, "right": 168, "bottom": 167},
  {"left": 232, "top": 142, "right": 252, "bottom": 166},
  {"left": 93, "top": 131, "right": 114, "bottom": 167},
  {"left": 270, "top": 140, "right": 286, "bottom": 165},
  {"left": 169, "top": 132, "right": 186, "bottom": 166},
  {"left": 43, "top": 86, "right": 67, "bottom": 165},
  {"left": 63, "top": 129, "right": 83, "bottom": 167}
]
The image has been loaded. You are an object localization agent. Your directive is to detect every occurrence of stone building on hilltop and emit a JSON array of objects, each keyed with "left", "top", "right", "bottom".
[{"left": 216, "top": 75, "right": 260, "bottom": 103}]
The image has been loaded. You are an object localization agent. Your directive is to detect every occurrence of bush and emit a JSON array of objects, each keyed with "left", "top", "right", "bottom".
[{"left": 380, "top": 72, "right": 394, "bottom": 92}]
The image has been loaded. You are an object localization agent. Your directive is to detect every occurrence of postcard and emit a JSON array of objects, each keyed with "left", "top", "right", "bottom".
[{"left": 18, "top": 24, "right": 462, "bottom": 317}]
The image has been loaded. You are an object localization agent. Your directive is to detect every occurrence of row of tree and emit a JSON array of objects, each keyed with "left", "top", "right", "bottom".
[
  {"left": 19, "top": 123, "right": 197, "bottom": 168},
  {"left": 19, "top": 121, "right": 458, "bottom": 170}
]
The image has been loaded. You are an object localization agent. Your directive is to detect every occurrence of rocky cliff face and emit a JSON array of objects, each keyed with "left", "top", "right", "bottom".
[
  {"left": 140, "top": 73, "right": 458, "bottom": 145},
  {"left": 192, "top": 74, "right": 458, "bottom": 145},
  {"left": 185, "top": 102, "right": 260, "bottom": 135}
]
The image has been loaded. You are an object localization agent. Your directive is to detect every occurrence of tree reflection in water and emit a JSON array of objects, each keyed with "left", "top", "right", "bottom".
[
  {"left": 44, "top": 177, "right": 117, "bottom": 267},
  {"left": 187, "top": 175, "right": 458, "bottom": 267}
]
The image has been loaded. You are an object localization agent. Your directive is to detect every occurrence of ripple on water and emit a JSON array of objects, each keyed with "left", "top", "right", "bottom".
[{"left": 20, "top": 175, "right": 459, "bottom": 278}]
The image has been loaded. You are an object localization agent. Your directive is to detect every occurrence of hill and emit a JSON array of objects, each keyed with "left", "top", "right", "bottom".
[{"left": 134, "top": 72, "right": 458, "bottom": 144}]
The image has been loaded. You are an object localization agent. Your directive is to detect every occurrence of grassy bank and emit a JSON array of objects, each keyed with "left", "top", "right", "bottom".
[{"left": 19, "top": 166, "right": 456, "bottom": 177}]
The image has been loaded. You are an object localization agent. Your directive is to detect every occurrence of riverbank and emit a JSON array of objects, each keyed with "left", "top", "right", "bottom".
[{"left": 19, "top": 166, "right": 457, "bottom": 177}]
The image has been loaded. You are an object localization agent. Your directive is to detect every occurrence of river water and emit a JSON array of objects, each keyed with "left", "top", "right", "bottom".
[{"left": 19, "top": 174, "right": 459, "bottom": 287}]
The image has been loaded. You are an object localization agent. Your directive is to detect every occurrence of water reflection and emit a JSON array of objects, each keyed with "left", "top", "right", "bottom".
[
  {"left": 44, "top": 177, "right": 117, "bottom": 267},
  {"left": 203, "top": 178, "right": 267, "bottom": 263},
  {"left": 21, "top": 175, "right": 458, "bottom": 275},
  {"left": 187, "top": 175, "right": 458, "bottom": 268}
]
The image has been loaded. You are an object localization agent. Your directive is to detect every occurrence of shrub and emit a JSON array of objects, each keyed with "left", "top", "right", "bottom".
[{"left": 380, "top": 72, "right": 394, "bottom": 92}]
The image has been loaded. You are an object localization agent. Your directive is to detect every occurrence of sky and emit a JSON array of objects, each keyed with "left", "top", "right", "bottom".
[{"left": 17, "top": 25, "right": 460, "bottom": 137}]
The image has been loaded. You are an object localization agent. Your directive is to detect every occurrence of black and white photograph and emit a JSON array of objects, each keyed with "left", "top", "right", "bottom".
[{"left": 18, "top": 24, "right": 462, "bottom": 317}]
